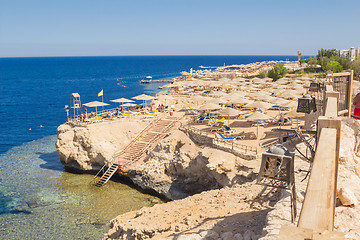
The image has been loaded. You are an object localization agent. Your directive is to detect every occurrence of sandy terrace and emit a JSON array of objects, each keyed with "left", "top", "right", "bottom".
[
  {"left": 104, "top": 181, "right": 282, "bottom": 240},
  {"left": 187, "top": 109, "right": 301, "bottom": 149}
]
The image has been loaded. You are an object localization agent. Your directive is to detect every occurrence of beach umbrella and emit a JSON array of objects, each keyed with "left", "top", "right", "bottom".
[
  {"left": 209, "top": 91, "right": 228, "bottom": 98},
  {"left": 284, "top": 109, "right": 305, "bottom": 127},
  {"left": 132, "top": 94, "right": 155, "bottom": 101},
  {"left": 121, "top": 103, "right": 137, "bottom": 111},
  {"left": 190, "top": 95, "right": 212, "bottom": 105},
  {"left": 284, "top": 109, "right": 305, "bottom": 118},
  {"left": 110, "top": 97, "right": 135, "bottom": 109},
  {"left": 198, "top": 102, "right": 221, "bottom": 111},
  {"left": 246, "top": 112, "right": 272, "bottom": 138},
  {"left": 157, "top": 94, "right": 174, "bottom": 106},
  {"left": 256, "top": 94, "right": 273, "bottom": 102},
  {"left": 83, "top": 101, "right": 109, "bottom": 114},
  {"left": 226, "top": 91, "right": 247, "bottom": 98},
  {"left": 132, "top": 94, "right": 155, "bottom": 108},
  {"left": 225, "top": 95, "right": 252, "bottom": 106},
  {"left": 122, "top": 103, "right": 137, "bottom": 107},
  {"left": 162, "top": 83, "right": 174, "bottom": 88},
  {"left": 243, "top": 101, "right": 273, "bottom": 110},
  {"left": 215, "top": 107, "right": 242, "bottom": 125},
  {"left": 281, "top": 101, "right": 297, "bottom": 109},
  {"left": 210, "top": 98, "right": 226, "bottom": 105},
  {"left": 280, "top": 90, "right": 301, "bottom": 100}
]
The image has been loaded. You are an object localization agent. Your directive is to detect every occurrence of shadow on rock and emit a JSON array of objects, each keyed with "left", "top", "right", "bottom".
[{"left": 169, "top": 209, "right": 273, "bottom": 240}]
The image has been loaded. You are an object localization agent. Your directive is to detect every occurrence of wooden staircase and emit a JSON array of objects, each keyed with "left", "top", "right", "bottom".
[
  {"left": 94, "top": 116, "right": 178, "bottom": 186},
  {"left": 94, "top": 163, "right": 119, "bottom": 187}
]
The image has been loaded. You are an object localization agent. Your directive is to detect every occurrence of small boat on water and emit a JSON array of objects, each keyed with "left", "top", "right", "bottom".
[{"left": 140, "top": 76, "right": 153, "bottom": 84}]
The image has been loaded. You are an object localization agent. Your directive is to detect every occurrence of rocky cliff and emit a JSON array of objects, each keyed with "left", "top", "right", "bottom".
[
  {"left": 126, "top": 129, "right": 258, "bottom": 200},
  {"left": 55, "top": 119, "right": 147, "bottom": 171},
  {"left": 56, "top": 120, "right": 259, "bottom": 200}
]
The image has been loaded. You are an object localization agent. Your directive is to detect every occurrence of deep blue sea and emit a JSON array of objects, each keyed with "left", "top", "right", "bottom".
[{"left": 0, "top": 55, "right": 299, "bottom": 239}]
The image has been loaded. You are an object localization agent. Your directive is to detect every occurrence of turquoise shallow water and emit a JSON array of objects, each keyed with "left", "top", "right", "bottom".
[{"left": 0, "top": 135, "right": 161, "bottom": 240}]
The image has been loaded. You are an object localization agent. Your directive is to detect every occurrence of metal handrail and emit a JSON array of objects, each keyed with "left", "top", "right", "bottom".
[
  {"left": 114, "top": 117, "right": 160, "bottom": 158},
  {"left": 180, "top": 123, "right": 259, "bottom": 154},
  {"left": 93, "top": 117, "right": 159, "bottom": 181},
  {"left": 121, "top": 117, "right": 179, "bottom": 167},
  {"left": 93, "top": 157, "right": 112, "bottom": 182}
]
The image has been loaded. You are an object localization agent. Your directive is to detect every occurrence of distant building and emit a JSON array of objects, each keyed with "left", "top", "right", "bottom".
[
  {"left": 350, "top": 47, "right": 356, "bottom": 61},
  {"left": 339, "top": 46, "right": 360, "bottom": 61},
  {"left": 339, "top": 49, "right": 349, "bottom": 58}
]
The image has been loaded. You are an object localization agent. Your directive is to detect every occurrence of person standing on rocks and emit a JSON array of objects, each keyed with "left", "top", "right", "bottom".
[{"left": 353, "top": 92, "right": 360, "bottom": 120}]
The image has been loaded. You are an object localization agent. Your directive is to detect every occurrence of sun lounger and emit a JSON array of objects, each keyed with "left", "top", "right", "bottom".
[
  {"left": 223, "top": 126, "right": 235, "bottom": 134},
  {"left": 197, "top": 116, "right": 206, "bottom": 123},
  {"left": 84, "top": 116, "right": 102, "bottom": 123},
  {"left": 106, "top": 114, "right": 116, "bottom": 120},
  {"left": 218, "top": 133, "right": 235, "bottom": 140},
  {"left": 252, "top": 122, "right": 268, "bottom": 127},
  {"left": 288, "top": 117, "right": 301, "bottom": 125},
  {"left": 210, "top": 123, "right": 224, "bottom": 132},
  {"left": 226, "top": 131, "right": 245, "bottom": 140},
  {"left": 144, "top": 113, "right": 157, "bottom": 118},
  {"left": 216, "top": 117, "right": 226, "bottom": 122}
]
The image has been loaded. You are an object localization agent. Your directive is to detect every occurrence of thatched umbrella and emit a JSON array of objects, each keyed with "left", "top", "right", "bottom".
[
  {"left": 225, "top": 95, "right": 252, "bottom": 107},
  {"left": 83, "top": 101, "right": 110, "bottom": 114},
  {"left": 209, "top": 91, "right": 228, "bottom": 98},
  {"left": 280, "top": 90, "right": 301, "bottom": 100},
  {"left": 246, "top": 112, "right": 272, "bottom": 138},
  {"left": 122, "top": 102, "right": 137, "bottom": 111},
  {"left": 132, "top": 94, "right": 155, "bottom": 108},
  {"left": 284, "top": 109, "right": 305, "bottom": 126},
  {"left": 198, "top": 102, "right": 221, "bottom": 111},
  {"left": 110, "top": 97, "right": 135, "bottom": 110},
  {"left": 226, "top": 91, "right": 247, "bottom": 98},
  {"left": 157, "top": 94, "right": 174, "bottom": 106},
  {"left": 215, "top": 107, "right": 242, "bottom": 125},
  {"left": 243, "top": 101, "right": 273, "bottom": 110}
]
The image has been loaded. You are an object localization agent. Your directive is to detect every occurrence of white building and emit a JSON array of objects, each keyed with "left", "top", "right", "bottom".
[
  {"left": 339, "top": 46, "right": 360, "bottom": 61},
  {"left": 339, "top": 49, "right": 349, "bottom": 58},
  {"left": 349, "top": 47, "right": 356, "bottom": 61}
]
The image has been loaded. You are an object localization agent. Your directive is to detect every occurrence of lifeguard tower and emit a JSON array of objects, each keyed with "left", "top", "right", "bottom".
[{"left": 70, "top": 93, "right": 81, "bottom": 119}]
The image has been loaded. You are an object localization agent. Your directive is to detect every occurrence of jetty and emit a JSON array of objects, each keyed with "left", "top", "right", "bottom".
[
  {"left": 94, "top": 115, "right": 179, "bottom": 187},
  {"left": 140, "top": 78, "right": 173, "bottom": 84}
]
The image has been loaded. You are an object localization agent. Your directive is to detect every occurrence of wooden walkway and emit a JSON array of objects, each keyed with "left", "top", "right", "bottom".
[{"left": 94, "top": 116, "right": 179, "bottom": 186}]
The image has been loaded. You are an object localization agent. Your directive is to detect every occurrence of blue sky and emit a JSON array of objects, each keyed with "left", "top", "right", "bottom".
[{"left": 0, "top": 0, "right": 359, "bottom": 57}]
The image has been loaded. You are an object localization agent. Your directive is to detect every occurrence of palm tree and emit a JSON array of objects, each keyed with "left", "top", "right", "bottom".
[{"left": 297, "top": 51, "right": 302, "bottom": 62}]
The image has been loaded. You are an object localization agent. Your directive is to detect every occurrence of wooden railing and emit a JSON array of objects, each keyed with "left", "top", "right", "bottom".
[
  {"left": 213, "top": 137, "right": 259, "bottom": 154},
  {"left": 118, "top": 117, "right": 179, "bottom": 168},
  {"left": 280, "top": 85, "right": 344, "bottom": 238},
  {"left": 114, "top": 117, "right": 160, "bottom": 158}
]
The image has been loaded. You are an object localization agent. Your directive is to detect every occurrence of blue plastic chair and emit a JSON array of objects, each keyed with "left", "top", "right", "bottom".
[{"left": 218, "top": 133, "right": 235, "bottom": 140}]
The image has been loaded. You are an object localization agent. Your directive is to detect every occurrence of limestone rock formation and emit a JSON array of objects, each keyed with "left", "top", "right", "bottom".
[
  {"left": 126, "top": 130, "right": 258, "bottom": 200},
  {"left": 104, "top": 183, "right": 274, "bottom": 240},
  {"left": 55, "top": 120, "right": 147, "bottom": 171}
]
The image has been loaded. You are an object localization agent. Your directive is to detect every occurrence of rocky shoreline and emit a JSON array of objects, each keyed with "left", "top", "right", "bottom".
[{"left": 56, "top": 112, "right": 360, "bottom": 240}]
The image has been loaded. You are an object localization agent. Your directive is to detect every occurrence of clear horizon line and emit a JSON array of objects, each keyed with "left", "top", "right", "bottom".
[{"left": 0, "top": 54, "right": 313, "bottom": 58}]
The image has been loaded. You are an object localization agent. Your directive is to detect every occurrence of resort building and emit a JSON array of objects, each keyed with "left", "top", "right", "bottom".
[{"left": 339, "top": 46, "right": 360, "bottom": 61}]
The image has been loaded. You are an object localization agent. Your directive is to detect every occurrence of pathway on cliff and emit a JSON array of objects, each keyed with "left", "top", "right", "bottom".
[{"left": 95, "top": 115, "right": 179, "bottom": 186}]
